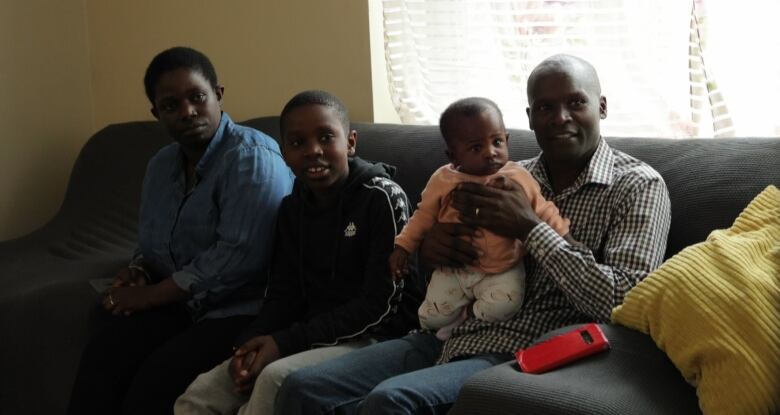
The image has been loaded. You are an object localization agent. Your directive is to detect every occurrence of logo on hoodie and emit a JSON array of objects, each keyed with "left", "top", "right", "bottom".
[{"left": 344, "top": 221, "right": 357, "bottom": 237}]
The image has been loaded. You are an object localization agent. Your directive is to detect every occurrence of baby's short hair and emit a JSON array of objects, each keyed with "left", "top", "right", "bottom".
[
  {"left": 280, "top": 90, "right": 350, "bottom": 136},
  {"left": 143, "top": 46, "right": 218, "bottom": 105},
  {"left": 439, "top": 97, "right": 505, "bottom": 143}
]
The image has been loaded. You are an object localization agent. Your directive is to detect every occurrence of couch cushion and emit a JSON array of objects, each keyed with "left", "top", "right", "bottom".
[
  {"left": 449, "top": 324, "right": 700, "bottom": 415},
  {"left": 612, "top": 185, "right": 780, "bottom": 415}
]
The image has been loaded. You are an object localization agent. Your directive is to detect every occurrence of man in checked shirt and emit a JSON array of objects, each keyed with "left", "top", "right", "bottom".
[{"left": 275, "top": 54, "right": 672, "bottom": 415}]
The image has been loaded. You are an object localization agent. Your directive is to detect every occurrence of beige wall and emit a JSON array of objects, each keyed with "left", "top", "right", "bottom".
[
  {"left": 0, "top": 0, "right": 94, "bottom": 241},
  {"left": 1, "top": 0, "right": 378, "bottom": 241},
  {"left": 87, "top": 0, "right": 373, "bottom": 128}
]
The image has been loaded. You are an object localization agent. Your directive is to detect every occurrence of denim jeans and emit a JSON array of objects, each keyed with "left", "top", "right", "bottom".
[{"left": 275, "top": 332, "right": 509, "bottom": 415}]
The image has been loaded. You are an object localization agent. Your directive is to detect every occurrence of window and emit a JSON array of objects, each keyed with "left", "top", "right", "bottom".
[{"left": 381, "top": 0, "right": 780, "bottom": 138}]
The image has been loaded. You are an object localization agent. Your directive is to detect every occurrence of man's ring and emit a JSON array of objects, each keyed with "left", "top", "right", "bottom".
[
  {"left": 475, "top": 207, "right": 480, "bottom": 217},
  {"left": 108, "top": 293, "right": 116, "bottom": 306}
]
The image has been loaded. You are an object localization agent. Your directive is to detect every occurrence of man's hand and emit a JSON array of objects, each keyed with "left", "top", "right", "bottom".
[
  {"left": 418, "top": 222, "right": 479, "bottom": 269},
  {"left": 111, "top": 266, "right": 148, "bottom": 288},
  {"left": 452, "top": 177, "right": 541, "bottom": 242},
  {"left": 229, "top": 336, "right": 281, "bottom": 395}
]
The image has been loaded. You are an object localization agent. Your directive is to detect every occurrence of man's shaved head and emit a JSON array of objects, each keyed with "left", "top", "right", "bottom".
[{"left": 527, "top": 54, "right": 601, "bottom": 103}]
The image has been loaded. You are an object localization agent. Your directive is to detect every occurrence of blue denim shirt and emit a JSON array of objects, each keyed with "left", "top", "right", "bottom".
[{"left": 135, "top": 113, "right": 293, "bottom": 320}]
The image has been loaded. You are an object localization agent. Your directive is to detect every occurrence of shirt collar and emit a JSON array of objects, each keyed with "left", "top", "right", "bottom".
[
  {"left": 580, "top": 138, "right": 614, "bottom": 187},
  {"left": 527, "top": 138, "right": 614, "bottom": 195},
  {"left": 194, "top": 112, "right": 231, "bottom": 176}
]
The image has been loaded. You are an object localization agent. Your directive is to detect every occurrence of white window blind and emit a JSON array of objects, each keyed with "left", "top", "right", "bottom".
[{"left": 382, "top": 0, "right": 780, "bottom": 138}]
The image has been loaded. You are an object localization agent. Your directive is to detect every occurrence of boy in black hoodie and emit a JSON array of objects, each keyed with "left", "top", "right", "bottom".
[{"left": 174, "top": 90, "right": 423, "bottom": 415}]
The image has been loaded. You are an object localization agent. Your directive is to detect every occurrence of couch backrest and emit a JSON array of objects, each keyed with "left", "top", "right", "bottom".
[
  {"left": 38, "top": 122, "right": 170, "bottom": 259},
  {"left": 595, "top": 136, "right": 779, "bottom": 258},
  {"left": 245, "top": 116, "right": 780, "bottom": 259},
  {"left": 32, "top": 115, "right": 777, "bottom": 262}
]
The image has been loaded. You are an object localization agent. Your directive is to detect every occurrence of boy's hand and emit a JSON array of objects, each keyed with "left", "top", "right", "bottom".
[
  {"left": 228, "top": 350, "right": 257, "bottom": 391},
  {"left": 388, "top": 246, "right": 410, "bottom": 281},
  {"left": 230, "top": 335, "right": 281, "bottom": 395}
]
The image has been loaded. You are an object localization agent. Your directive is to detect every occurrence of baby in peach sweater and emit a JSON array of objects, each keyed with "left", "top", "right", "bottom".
[{"left": 389, "top": 97, "right": 570, "bottom": 339}]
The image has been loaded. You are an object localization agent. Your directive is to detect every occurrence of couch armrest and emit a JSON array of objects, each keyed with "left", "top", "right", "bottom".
[{"left": 449, "top": 324, "right": 701, "bottom": 415}]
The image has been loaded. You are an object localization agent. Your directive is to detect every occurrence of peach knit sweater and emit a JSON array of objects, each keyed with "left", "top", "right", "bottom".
[{"left": 395, "top": 162, "right": 570, "bottom": 274}]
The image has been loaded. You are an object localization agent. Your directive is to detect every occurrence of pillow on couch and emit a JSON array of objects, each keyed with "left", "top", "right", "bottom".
[{"left": 612, "top": 185, "right": 780, "bottom": 415}]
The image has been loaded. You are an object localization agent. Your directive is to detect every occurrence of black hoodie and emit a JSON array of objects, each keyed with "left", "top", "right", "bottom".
[{"left": 234, "top": 157, "right": 424, "bottom": 357}]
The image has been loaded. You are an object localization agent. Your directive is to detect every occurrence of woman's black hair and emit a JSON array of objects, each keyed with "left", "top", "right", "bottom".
[{"left": 143, "top": 46, "right": 218, "bottom": 105}]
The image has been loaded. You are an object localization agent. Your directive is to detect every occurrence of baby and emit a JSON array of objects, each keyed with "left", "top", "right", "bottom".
[{"left": 389, "top": 97, "right": 570, "bottom": 339}]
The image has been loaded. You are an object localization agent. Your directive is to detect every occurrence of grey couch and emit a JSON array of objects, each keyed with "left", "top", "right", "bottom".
[{"left": 1, "top": 116, "right": 777, "bottom": 414}]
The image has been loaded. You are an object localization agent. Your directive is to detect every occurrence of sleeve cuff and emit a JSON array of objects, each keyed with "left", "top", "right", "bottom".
[
  {"left": 129, "top": 253, "right": 144, "bottom": 266},
  {"left": 271, "top": 329, "right": 300, "bottom": 358},
  {"left": 127, "top": 255, "right": 151, "bottom": 283},
  {"left": 173, "top": 270, "right": 207, "bottom": 312},
  {"left": 171, "top": 269, "right": 198, "bottom": 292},
  {"left": 525, "top": 222, "right": 567, "bottom": 265},
  {"left": 234, "top": 328, "right": 257, "bottom": 348},
  {"left": 394, "top": 238, "right": 415, "bottom": 254}
]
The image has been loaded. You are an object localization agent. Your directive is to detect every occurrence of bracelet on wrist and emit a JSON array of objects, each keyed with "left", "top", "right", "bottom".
[{"left": 128, "top": 263, "right": 151, "bottom": 284}]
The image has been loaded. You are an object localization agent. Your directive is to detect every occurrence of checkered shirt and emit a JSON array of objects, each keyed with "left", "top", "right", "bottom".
[{"left": 438, "top": 138, "right": 671, "bottom": 363}]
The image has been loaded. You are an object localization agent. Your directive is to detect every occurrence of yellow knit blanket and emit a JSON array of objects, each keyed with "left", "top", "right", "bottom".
[{"left": 612, "top": 185, "right": 780, "bottom": 415}]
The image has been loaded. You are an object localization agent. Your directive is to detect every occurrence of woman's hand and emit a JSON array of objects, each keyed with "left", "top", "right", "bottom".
[
  {"left": 102, "top": 278, "right": 187, "bottom": 316},
  {"left": 451, "top": 176, "right": 542, "bottom": 242},
  {"left": 418, "top": 222, "right": 479, "bottom": 269},
  {"left": 102, "top": 285, "right": 157, "bottom": 316},
  {"left": 111, "top": 266, "right": 148, "bottom": 288}
]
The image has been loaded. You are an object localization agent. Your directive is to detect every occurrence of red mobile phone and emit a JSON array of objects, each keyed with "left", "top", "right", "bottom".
[{"left": 515, "top": 323, "right": 610, "bottom": 374}]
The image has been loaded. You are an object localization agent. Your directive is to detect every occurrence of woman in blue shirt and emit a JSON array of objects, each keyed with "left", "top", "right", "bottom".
[{"left": 67, "top": 47, "right": 293, "bottom": 415}]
